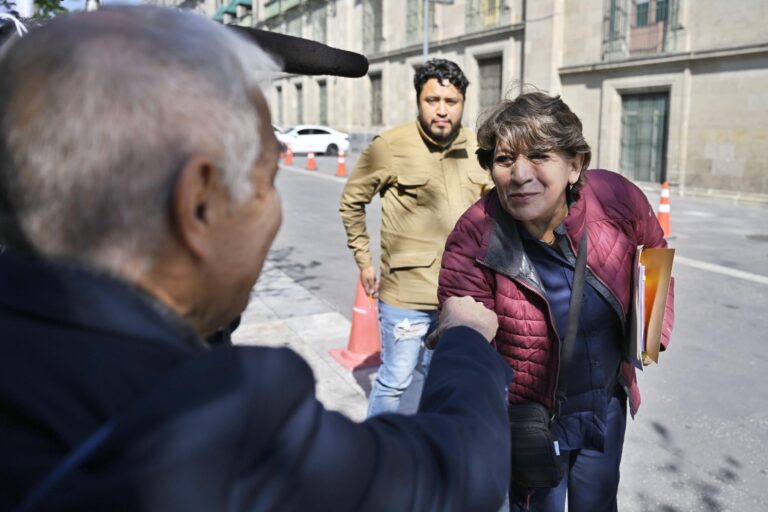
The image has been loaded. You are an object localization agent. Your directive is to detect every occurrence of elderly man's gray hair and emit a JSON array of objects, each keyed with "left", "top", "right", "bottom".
[{"left": 0, "top": 6, "right": 279, "bottom": 275}]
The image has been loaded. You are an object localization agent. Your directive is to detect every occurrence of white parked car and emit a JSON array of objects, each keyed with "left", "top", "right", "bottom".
[{"left": 276, "top": 125, "right": 350, "bottom": 155}]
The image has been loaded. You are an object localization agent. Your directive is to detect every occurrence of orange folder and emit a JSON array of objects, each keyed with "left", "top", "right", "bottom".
[{"left": 630, "top": 246, "right": 675, "bottom": 367}]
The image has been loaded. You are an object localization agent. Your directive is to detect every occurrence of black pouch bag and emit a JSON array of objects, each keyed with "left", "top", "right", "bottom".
[
  {"left": 507, "top": 229, "right": 588, "bottom": 489},
  {"left": 508, "top": 402, "right": 563, "bottom": 488}
]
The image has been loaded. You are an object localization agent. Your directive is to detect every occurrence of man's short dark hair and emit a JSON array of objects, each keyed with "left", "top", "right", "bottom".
[{"left": 413, "top": 58, "right": 469, "bottom": 98}]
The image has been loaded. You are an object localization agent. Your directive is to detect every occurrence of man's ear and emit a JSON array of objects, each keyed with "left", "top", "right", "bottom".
[{"left": 170, "top": 157, "right": 224, "bottom": 260}]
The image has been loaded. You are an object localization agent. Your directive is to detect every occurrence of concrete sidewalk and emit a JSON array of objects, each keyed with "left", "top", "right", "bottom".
[{"left": 232, "top": 263, "right": 371, "bottom": 421}]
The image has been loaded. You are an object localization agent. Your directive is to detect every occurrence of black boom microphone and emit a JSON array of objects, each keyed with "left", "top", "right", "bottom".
[{"left": 229, "top": 26, "right": 369, "bottom": 78}]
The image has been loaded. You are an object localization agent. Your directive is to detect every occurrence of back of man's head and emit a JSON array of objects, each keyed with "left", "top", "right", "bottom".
[{"left": 0, "top": 6, "right": 277, "bottom": 276}]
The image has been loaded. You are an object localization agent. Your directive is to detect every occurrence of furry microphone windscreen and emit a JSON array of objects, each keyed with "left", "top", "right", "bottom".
[{"left": 230, "top": 26, "right": 369, "bottom": 78}]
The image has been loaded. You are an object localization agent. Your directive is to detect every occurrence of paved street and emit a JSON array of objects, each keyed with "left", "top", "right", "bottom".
[{"left": 239, "top": 152, "right": 768, "bottom": 512}]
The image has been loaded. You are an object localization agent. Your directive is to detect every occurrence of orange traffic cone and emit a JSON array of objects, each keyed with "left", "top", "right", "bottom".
[
  {"left": 329, "top": 277, "right": 381, "bottom": 370},
  {"left": 283, "top": 145, "right": 293, "bottom": 166},
  {"left": 336, "top": 150, "right": 347, "bottom": 177},
  {"left": 307, "top": 151, "right": 317, "bottom": 171},
  {"left": 658, "top": 181, "right": 671, "bottom": 237}
]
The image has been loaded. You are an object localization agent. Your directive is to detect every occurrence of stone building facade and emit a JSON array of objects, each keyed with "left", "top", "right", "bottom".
[{"left": 195, "top": 0, "right": 767, "bottom": 203}]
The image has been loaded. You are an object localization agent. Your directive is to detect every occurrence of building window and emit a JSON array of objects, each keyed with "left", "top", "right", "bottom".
[
  {"left": 467, "top": 0, "right": 504, "bottom": 33},
  {"left": 295, "top": 83, "right": 303, "bottom": 125},
  {"left": 620, "top": 93, "right": 669, "bottom": 183},
  {"left": 276, "top": 86, "right": 283, "bottom": 126},
  {"left": 602, "top": 0, "right": 629, "bottom": 60},
  {"left": 635, "top": 0, "right": 649, "bottom": 27},
  {"left": 363, "top": 0, "right": 384, "bottom": 54},
  {"left": 608, "top": 0, "right": 624, "bottom": 38},
  {"left": 318, "top": 81, "right": 328, "bottom": 126},
  {"left": 603, "top": 0, "right": 677, "bottom": 60},
  {"left": 478, "top": 56, "right": 503, "bottom": 112},
  {"left": 370, "top": 73, "right": 383, "bottom": 126},
  {"left": 406, "top": 0, "right": 434, "bottom": 46},
  {"left": 311, "top": 6, "right": 327, "bottom": 44}
]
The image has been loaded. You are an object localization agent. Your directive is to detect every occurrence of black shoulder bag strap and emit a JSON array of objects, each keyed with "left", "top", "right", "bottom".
[{"left": 552, "top": 229, "right": 588, "bottom": 423}]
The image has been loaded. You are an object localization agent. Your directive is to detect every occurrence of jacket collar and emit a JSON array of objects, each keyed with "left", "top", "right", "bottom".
[
  {"left": 415, "top": 120, "right": 468, "bottom": 151},
  {"left": 479, "top": 191, "right": 544, "bottom": 291},
  {"left": 563, "top": 188, "right": 587, "bottom": 248},
  {"left": 0, "top": 248, "right": 205, "bottom": 351},
  {"left": 481, "top": 187, "right": 590, "bottom": 282}
]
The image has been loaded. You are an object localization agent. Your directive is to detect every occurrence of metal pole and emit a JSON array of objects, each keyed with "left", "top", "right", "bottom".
[{"left": 423, "top": 0, "right": 429, "bottom": 62}]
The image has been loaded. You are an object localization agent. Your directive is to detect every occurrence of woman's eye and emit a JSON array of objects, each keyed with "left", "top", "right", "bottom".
[
  {"left": 528, "top": 153, "right": 549, "bottom": 162},
  {"left": 494, "top": 155, "right": 514, "bottom": 166}
]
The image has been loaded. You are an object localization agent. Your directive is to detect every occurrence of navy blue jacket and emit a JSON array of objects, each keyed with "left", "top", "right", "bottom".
[{"left": 0, "top": 249, "right": 513, "bottom": 511}]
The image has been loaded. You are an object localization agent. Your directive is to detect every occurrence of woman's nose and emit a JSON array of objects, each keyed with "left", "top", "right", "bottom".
[{"left": 510, "top": 157, "right": 534, "bottom": 184}]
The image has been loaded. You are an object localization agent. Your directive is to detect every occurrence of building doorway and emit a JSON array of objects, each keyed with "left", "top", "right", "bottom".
[{"left": 620, "top": 92, "right": 669, "bottom": 183}]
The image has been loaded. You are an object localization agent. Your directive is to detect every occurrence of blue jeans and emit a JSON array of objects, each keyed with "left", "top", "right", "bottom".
[
  {"left": 507, "top": 396, "right": 627, "bottom": 512},
  {"left": 366, "top": 301, "right": 437, "bottom": 417}
]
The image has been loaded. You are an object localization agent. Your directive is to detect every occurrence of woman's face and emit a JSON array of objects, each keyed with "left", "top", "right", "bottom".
[{"left": 491, "top": 144, "right": 582, "bottom": 229}]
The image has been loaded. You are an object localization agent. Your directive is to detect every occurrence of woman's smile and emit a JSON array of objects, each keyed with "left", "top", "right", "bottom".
[{"left": 507, "top": 191, "right": 540, "bottom": 203}]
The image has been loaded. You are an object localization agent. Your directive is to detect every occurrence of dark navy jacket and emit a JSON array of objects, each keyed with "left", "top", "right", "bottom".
[
  {"left": 520, "top": 227, "right": 623, "bottom": 452},
  {"left": 0, "top": 249, "right": 513, "bottom": 511}
]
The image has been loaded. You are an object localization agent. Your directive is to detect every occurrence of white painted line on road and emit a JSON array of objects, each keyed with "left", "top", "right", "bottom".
[
  {"left": 681, "top": 211, "right": 715, "bottom": 218},
  {"left": 675, "top": 256, "right": 768, "bottom": 285},
  {"left": 281, "top": 164, "right": 346, "bottom": 184}
]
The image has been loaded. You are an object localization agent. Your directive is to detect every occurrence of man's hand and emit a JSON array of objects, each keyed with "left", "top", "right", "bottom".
[
  {"left": 360, "top": 266, "right": 379, "bottom": 297},
  {"left": 426, "top": 296, "right": 498, "bottom": 349}
]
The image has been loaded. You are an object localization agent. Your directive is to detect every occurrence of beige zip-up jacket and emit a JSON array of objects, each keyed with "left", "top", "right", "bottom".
[{"left": 339, "top": 121, "right": 493, "bottom": 310}]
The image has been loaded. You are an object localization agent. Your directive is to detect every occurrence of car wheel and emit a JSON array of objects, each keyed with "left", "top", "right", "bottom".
[{"left": 325, "top": 144, "right": 338, "bottom": 156}]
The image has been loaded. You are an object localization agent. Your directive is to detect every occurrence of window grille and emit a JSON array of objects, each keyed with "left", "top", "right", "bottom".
[
  {"left": 406, "top": 0, "right": 434, "bottom": 46},
  {"left": 318, "top": 81, "right": 328, "bottom": 126},
  {"left": 467, "top": 0, "right": 505, "bottom": 33},
  {"left": 276, "top": 86, "right": 283, "bottom": 126},
  {"left": 602, "top": 0, "right": 629, "bottom": 60},
  {"left": 478, "top": 56, "right": 503, "bottom": 112},
  {"left": 363, "top": 0, "right": 384, "bottom": 54},
  {"left": 603, "top": 0, "right": 678, "bottom": 61},
  {"left": 620, "top": 93, "right": 669, "bottom": 183},
  {"left": 312, "top": 6, "right": 327, "bottom": 44},
  {"left": 635, "top": 0, "right": 649, "bottom": 27},
  {"left": 370, "top": 74, "right": 383, "bottom": 126},
  {"left": 295, "top": 83, "right": 303, "bottom": 125}
]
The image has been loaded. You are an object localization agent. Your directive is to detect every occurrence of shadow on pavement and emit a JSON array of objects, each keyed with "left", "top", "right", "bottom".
[
  {"left": 352, "top": 365, "right": 377, "bottom": 397},
  {"left": 267, "top": 246, "right": 324, "bottom": 292},
  {"left": 633, "top": 420, "right": 744, "bottom": 512}
]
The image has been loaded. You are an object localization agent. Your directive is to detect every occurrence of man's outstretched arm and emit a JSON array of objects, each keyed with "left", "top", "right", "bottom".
[{"left": 249, "top": 297, "right": 512, "bottom": 512}]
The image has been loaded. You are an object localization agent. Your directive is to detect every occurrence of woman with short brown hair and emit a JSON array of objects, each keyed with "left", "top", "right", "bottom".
[{"left": 439, "top": 92, "right": 674, "bottom": 511}]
